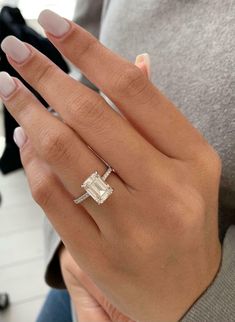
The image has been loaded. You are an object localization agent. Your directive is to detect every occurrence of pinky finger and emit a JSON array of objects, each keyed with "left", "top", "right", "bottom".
[{"left": 14, "top": 127, "right": 101, "bottom": 267}]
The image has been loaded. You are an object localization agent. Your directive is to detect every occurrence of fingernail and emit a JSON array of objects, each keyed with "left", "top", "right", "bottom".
[
  {"left": 1, "top": 36, "right": 31, "bottom": 63},
  {"left": 38, "top": 9, "right": 70, "bottom": 37},
  {"left": 135, "top": 53, "right": 151, "bottom": 79},
  {"left": 13, "top": 127, "right": 27, "bottom": 148},
  {"left": 0, "top": 72, "right": 16, "bottom": 98}
]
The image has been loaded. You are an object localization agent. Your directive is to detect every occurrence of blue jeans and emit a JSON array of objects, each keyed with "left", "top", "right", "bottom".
[{"left": 36, "top": 289, "right": 72, "bottom": 322}]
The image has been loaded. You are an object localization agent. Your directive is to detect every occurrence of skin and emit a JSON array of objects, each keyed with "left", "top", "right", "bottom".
[
  {"left": 0, "top": 12, "right": 222, "bottom": 322},
  {"left": 59, "top": 59, "right": 151, "bottom": 322},
  {"left": 59, "top": 244, "right": 134, "bottom": 322}
]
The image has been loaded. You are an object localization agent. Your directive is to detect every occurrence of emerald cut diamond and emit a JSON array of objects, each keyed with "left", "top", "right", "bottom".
[{"left": 81, "top": 171, "right": 113, "bottom": 205}]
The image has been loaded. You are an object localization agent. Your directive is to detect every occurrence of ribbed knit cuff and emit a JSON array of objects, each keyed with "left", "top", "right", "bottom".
[{"left": 180, "top": 225, "right": 235, "bottom": 322}]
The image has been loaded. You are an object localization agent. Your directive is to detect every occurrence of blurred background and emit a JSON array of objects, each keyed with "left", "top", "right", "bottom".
[
  {"left": 0, "top": 0, "right": 76, "bottom": 321},
  {"left": 0, "top": 0, "right": 76, "bottom": 20}
]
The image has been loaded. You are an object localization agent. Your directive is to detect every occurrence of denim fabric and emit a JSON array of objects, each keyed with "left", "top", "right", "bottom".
[{"left": 36, "top": 289, "right": 73, "bottom": 322}]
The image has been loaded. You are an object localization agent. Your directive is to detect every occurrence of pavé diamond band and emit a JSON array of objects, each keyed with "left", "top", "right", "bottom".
[{"left": 73, "top": 166, "right": 114, "bottom": 205}]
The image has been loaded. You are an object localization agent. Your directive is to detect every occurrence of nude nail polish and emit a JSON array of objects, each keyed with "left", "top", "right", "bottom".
[
  {"left": 0, "top": 72, "right": 16, "bottom": 98},
  {"left": 38, "top": 9, "right": 70, "bottom": 37},
  {"left": 1, "top": 36, "right": 31, "bottom": 63},
  {"left": 13, "top": 127, "right": 27, "bottom": 148},
  {"left": 135, "top": 53, "right": 151, "bottom": 79}
]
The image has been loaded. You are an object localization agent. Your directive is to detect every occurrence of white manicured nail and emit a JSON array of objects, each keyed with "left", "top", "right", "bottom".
[
  {"left": 13, "top": 127, "right": 27, "bottom": 148},
  {"left": 38, "top": 9, "right": 71, "bottom": 37},
  {"left": 1, "top": 36, "right": 31, "bottom": 63},
  {"left": 0, "top": 72, "right": 16, "bottom": 98}
]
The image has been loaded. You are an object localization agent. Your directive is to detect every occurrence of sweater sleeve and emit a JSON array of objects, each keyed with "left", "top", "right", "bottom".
[
  {"left": 180, "top": 225, "right": 235, "bottom": 322},
  {"left": 43, "top": 0, "right": 103, "bottom": 289}
]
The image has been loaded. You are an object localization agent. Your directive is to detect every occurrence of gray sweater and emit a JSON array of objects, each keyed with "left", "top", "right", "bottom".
[{"left": 43, "top": 1, "right": 235, "bottom": 321}]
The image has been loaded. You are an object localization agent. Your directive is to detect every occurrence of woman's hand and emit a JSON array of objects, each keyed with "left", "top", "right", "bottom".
[{"left": 0, "top": 9, "right": 222, "bottom": 322}]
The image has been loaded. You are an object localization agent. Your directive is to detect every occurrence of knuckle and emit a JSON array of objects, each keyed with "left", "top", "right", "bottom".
[
  {"left": 197, "top": 144, "right": 222, "bottom": 178},
  {"left": 33, "top": 62, "right": 57, "bottom": 89},
  {"left": 208, "top": 147, "right": 222, "bottom": 171},
  {"left": 12, "top": 92, "right": 28, "bottom": 110},
  {"left": 78, "top": 36, "right": 98, "bottom": 59},
  {"left": 40, "top": 130, "right": 72, "bottom": 162},
  {"left": 176, "top": 192, "right": 205, "bottom": 230},
  {"left": 9, "top": 87, "right": 33, "bottom": 117},
  {"left": 114, "top": 65, "right": 148, "bottom": 98},
  {"left": 65, "top": 91, "right": 83, "bottom": 112},
  {"left": 68, "top": 93, "right": 106, "bottom": 130},
  {"left": 152, "top": 179, "right": 206, "bottom": 234},
  {"left": 162, "top": 192, "right": 205, "bottom": 237},
  {"left": 31, "top": 173, "right": 54, "bottom": 207}
]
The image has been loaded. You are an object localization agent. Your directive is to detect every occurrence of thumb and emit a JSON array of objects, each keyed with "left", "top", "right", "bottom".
[{"left": 72, "top": 283, "right": 111, "bottom": 322}]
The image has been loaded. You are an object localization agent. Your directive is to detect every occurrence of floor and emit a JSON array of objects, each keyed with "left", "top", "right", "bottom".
[{"left": 0, "top": 107, "right": 49, "bottom": 321}]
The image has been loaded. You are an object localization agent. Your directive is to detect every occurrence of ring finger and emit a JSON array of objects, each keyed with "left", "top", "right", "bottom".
[{"left": 17, "top": 137, "right": 102, "bottom": 273}]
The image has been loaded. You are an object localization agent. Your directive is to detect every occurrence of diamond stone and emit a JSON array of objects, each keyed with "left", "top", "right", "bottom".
[{"left": 81, "top": 171, "right": 113, "bottom": 205}]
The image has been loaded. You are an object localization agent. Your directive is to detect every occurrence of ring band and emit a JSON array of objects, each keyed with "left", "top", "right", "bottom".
[{"left": 73, "top": 166, "right": 114, "bottom": 205}]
